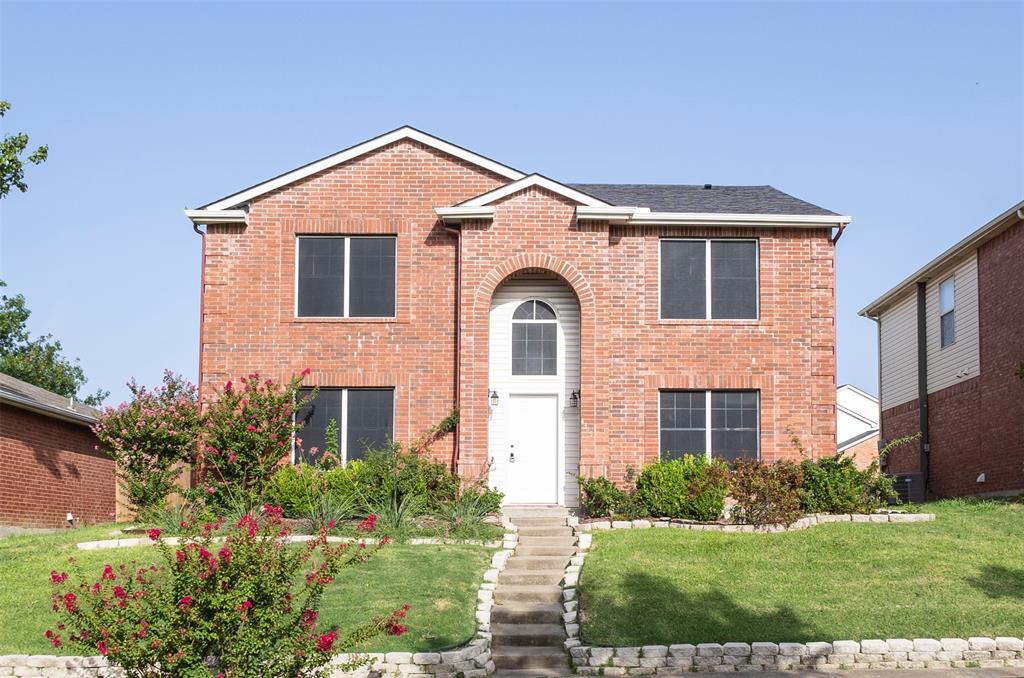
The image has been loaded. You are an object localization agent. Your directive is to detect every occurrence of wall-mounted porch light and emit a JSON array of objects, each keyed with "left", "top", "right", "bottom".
[
  {"left": 489, "top": 390, "right": 499, "bottom": 407},
  {"left": 569, "top": 390, "right": 581, "bottom": 408}
]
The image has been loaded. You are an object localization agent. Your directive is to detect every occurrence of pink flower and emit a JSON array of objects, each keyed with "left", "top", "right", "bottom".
[
  {"left": 96, "top": 641, "right": 107, "bottom": 656},
  {"left": 224, "top": 380, "right": 233, "bottom": 392},
  {"left": 112, "top": 586, "right": 127, "bottom": 599},
  {"left": 178, "top": 595, "right": 193, "bottom": 611},
  {"left": 101, "top": 565, "right": 116, "bottom": 580},
  {"left": 239, "top": 600, "right": 253, "bottom": 615},
  {"left": 147, "top": 529, "right": 161, "bottom": 541},
  {"left": 315, "top": 630, "right": 337, "bottom": 652},
  {"left": 63, "top": 593, "right": 77, "bottom": 613},
  {"left": 175, "top": 550, "right": 186, "bottom": 563},
  {"left": 246, "top": 424, "right": 257, "bottom": 432},
  {"left": 217, "top": 546, "right": 232, "bottom": 565},
  {"left": 357, "top": 514, "right": 377, "bottom": 532},
  {"left": 301, "top": 367, "right": 311, "bottom": 376},
  {"left": 50, "top": 570, "right": 68, "bottom": 584}
]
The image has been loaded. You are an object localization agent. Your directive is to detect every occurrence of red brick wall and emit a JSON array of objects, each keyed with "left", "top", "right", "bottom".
[
  {"left": 0, "top": 404, "right": 114, "bottom": 527},
  {"left": 843, "top": 433, "right": 880, "bottom": 470},
  {"left": 200, "top": 140, "right": 837, "bottom": 486},
  {"left": 879, "top": 218, "right": 1023, "bottom": 497}
]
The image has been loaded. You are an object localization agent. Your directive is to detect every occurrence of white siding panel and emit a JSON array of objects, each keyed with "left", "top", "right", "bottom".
[
  {"left": 488, "top": 275, "right": 581, "bottom": 507},
  {"left": 879, "top": 293, "right": 919, "bottom": 410},
  {"left": 926, "top": 253, "right": 980, "bottom": 393}
]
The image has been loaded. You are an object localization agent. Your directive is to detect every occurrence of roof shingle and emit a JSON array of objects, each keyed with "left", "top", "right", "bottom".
[{"left": 568, "top": 184, "right": 837, "bottom": 216}]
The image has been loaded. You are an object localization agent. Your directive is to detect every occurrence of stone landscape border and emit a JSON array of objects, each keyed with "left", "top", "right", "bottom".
[
  {"left": 77, "top": 535, "right": 502, "bottom": 550},
  {"left": 562, "top": 512, "right": 1024, "bottom": 673},
  {"left": 569, "top": 511, "right": 935, "bottom": 534},
  {"left": 2, "top": 531, "right": 516, "bottom": 677}
]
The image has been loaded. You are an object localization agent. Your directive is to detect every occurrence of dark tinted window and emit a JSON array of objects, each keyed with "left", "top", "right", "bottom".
[
  {"left": 297, "top": 238, "right": 345, "bottom": 317},
  {"left": 346, "top": 389, "right": 394, "bottom": 461},
  {"left": 710, "top": 391, "right": 758, "bottom": 462},
  {"left": 940, "top": 311, "right": 955, "bottom": 347},
  {"left": 296, "top": 388, "right": 343, "bottom": 464},
  {"left": 711, "top": 241, "right": 757, "bottom": 319},
  {"left": 661, "top": 241, "right": 706, "bottom": 319},
  {"left": 512, "top": 322, "right": 557, "bottom": 375},
  {"left": 659, "top": 391, "right": 706, "bottom": 459},
  {"left": 349, "top": 238, "right": 396, "bottom": 317}
]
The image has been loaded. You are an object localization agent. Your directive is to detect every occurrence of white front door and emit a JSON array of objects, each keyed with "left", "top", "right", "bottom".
[{"left": 506, "top": 394, "right": 559, "bottom": 503}]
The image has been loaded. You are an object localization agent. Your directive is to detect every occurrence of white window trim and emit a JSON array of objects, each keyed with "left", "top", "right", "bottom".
[
  {"left": 292, "top": 387, "right": 395, "bottom": 466},
  {"left": 294, "top": 235, "right": 397, "bottom": 319},
  {"left": 938, "top": 275, "right": 956, "bottom": 348},
  {"left": 659, "top": 238, "right": 760, "bottom": 321},
  {"left": 657, "top": 389, "right": 761, "bottom": 461},
  {"left": 510, "top": 298, "right": 559, "bottom": 377}
]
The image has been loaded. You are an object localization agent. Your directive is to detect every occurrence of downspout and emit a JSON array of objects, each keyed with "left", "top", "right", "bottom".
[
  {"left": 915, "top": 282, "right": 930, "bottom": 493},
  {"left": 443, "top": 223, "right": 462, "bottom": 473},
  {"left": 830, "top": 221, "right": 847, "bottom": 244},
  {"left": 868, "top": 314, "right": 884, "bottom": 469},
  {"left": 191, "top": 219, "right": 207, "bottom": 491}
]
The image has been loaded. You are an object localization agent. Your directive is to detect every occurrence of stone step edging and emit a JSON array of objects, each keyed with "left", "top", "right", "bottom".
[
  {"left": 569, "top": 511, "right": 935, "bottom": 533},
  {"left": 76, "top": 535, "right": 503, "bottom": 550}
]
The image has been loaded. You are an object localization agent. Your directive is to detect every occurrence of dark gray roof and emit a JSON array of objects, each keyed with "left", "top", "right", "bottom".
[
  {"left": 0, "top": 372, "right": 100, "bottom": 425},
  {"left": 568, "top": 184, "right": 838, "bottom": 216}
]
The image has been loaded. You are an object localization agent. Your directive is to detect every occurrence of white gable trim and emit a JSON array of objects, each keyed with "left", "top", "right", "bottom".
[
  {"left": 459, "top": 174, "right": 611, "bottom": 208},
  {"left": 200, "top": 126, "right": 526, "bottom": 211},
  {"left": 434, "top": 206, "right": 496, "bottom": 223}
]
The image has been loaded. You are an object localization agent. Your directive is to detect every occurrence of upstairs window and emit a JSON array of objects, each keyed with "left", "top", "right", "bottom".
[
  {"left": 511, "top": 300, "right": 557, "bottom": 376},
  {"left": 661, "top": 239, "right": 758, "bottom": 319},
  {"left": 296, "top": 387, "right": 394, "bottom": 464},
  {"left": 297, "top": 236, "right": 396, "bottom": 317},
  {"left": 939, "top": 276, "right": 955, "bottom": 347},
  {"left": 660, "top": 390, "right": 759, "bottom": 462}
]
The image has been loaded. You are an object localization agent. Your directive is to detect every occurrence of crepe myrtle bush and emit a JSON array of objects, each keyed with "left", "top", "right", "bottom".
[
  {"left": 47, "top": 507, "right": 408, "bottom": 678},
  {"left": 93, "top": 371, "right": 204, "bottom": 514},
  {"left": 200, "top": 371, "right": 316, "bottom": 511}
]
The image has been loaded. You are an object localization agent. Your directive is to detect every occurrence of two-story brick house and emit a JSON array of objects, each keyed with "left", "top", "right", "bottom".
[{"left": 186, "top": 127, "right": 848, "bottom": 507}]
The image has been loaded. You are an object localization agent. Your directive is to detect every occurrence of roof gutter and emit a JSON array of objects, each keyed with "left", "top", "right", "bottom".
[
  {"left": 185, "top": 209, "right": 248, "bottom": 226},
  {"left": 0, "top": 392, "right": 97, "bottom": 426},
  {"left": 575, "top": 206, "right": 851, "bottom": 228}
]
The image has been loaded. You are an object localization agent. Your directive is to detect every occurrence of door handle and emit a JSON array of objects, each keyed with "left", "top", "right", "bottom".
[{"left": 510, "top": 450, "right": 516, "bottom": 463}]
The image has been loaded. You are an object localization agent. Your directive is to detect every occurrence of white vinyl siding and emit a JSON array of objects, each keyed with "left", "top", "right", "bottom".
[
  {"left": 488, "top": 275, "right": 581, "bottom": 507},
  {"left": 879, "top": 293, "right": 919, "bottom": 410},
  {"left": 926, "top": 253, "right": 980, "bottom": 393}
]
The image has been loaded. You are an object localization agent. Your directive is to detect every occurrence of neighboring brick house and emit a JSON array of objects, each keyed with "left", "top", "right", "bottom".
[
  {"left": 860, "top": 200, "right": 1024, "bottom": 499},
  {"left": 836, "top": 384, "right": 880, "bottom": 469},
  {"left": 0, "top": 372, "right": 115, "bottom": 527},
  {"left": 185, "top": 127, "right": 849, "bottom": 507}
]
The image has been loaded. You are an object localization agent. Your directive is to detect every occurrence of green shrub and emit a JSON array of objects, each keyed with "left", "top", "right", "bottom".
[
  {"left": 800, "top": 456, "right": 898, "bottom": 514},
  {"left": 578, "top": 475, "right": 628, "bottom": 518},
  {"left": 635, "top": 456, "right": 730, "bottom": 521},
  {"left": 431, "top": 491, "right": 502, "bottom": 541},
  {"left": 729, "top": 459, "right": 804, "bottom": 525},
  {"left": 472, "top": 485, "right": 504, "bottom": 514},
  {"left": 347, "top": 445, "right": 460, "bottom": 511}
]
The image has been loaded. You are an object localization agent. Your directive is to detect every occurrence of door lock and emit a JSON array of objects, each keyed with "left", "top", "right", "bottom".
[{"left": 509, "top": 445, "right": 515, "bottom": 463}]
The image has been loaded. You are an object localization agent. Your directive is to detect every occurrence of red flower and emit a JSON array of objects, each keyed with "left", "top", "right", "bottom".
[
  {"left": 315, "top": 630, "right": 338, "bottom": 652},
  {"left": 239, "top": 600, "right": 253, "bottom": 615},
  {"left": 246, "top": 425, "right": 257, "bottom": 432},
  {"left": 101, "top": 564, "right": 116, "bottom": 581},
  {"left": 300, "top": 609, "right": 318, "bottom": 629},
  {"left": 218, "top": 546, "right": 232, "bottom": 565},
  {"left": 96, "top": 641, "right": 107, "bottom": 656},
  {"left": 63, "top": 593, "right": 77, "bottom": 613},
  {"left": 224, "top": 380, "right": 233, "bottom": 392},
  {"left": 301, "top": 367, "right": 311, "bottom": 376},
  {"left": 50, "top": 570, "right": 68, "bottom": 584},
  {"left": 386, "top": 622, "right": 407, "bottom": 636},
  {"left": 357, "top": 514, "right": 377, "bottom": 532},
  {"left": 45, "top": 629, "right": 62, "bottom": 647},
  {"left": 147, "top": 529, "right": 161, "bottom": 541},
  {"left": 178, "top": 595, "right": 193, "bottom": 611},
  {"left": 176, "top": 550, "right": 186, "bottom": 563},
  {"left": 113, "top": 586, "right": 127, "bottom": 599}
]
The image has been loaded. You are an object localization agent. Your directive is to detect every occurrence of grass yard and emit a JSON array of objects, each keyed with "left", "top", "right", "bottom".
[
  {"left": 579, "top": 498, "right": 1024, "bottom": 645},
  {"left": 0, "top": 525, "right": 491, "bottom": 655}
]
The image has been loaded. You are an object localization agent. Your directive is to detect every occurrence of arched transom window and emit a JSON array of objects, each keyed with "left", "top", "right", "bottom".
[{"left": 511, "top": 300, "right": 557, "bottom": 376}]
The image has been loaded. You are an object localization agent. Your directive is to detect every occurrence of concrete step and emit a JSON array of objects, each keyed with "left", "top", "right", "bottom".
[
  {"left": 503, "top": 506, "right": 569, "bottom": 519},
  {"left": 492, "top": 669, "right": 572, "bottom": 678},
  {"left": 513, "top": 517, "right": 569, "bottom": 527},
  {"left": 505, "top": 556, "right": 571, "bottom": 571},
  {"left": 517, "top": 526, "right": 573, "bottom": 538},
  {"left": 491, "top": 623, "right": 567, "bottom": 647},
  {"left": 491, "top": 603, "right": 564, "bottom": 624},
  {"left": 516, "top": 545, "right": 576, "bottom": 557},
  {"left": 499, "top": 570, "right": 564, "bottom": 586},
  {"left": 492, "top": 646, "right": 570, "bottom": 670},
  {"left": 514, "top": 535, "right": 576, "bottom": 547},
  {"left": 494, "top": 585, "right": 564, "bottom": 604}
]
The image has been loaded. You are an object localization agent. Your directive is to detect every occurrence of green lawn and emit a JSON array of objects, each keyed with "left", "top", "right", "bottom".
[
  {"left": 0, "top": 526, "right": 491, "bottom": 655},
  {"left": 579, "top": 498, "right": 1024, "bottom": 645}
]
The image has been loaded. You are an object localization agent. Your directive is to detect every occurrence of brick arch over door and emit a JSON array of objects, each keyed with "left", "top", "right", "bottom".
[{"left": 458, "top": 254, "right": 600, "bottom": 491}]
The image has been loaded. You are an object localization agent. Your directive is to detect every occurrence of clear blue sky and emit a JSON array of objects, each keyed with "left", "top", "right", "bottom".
[{"left": 1, "top": 1, "right": 1022, "bottom": 405}]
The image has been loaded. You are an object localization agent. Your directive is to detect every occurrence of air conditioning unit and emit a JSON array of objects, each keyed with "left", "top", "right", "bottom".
[{"left": 890, "top": 473, "right": 926, "bottom": 504}]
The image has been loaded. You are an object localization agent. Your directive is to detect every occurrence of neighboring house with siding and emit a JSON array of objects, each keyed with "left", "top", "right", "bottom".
[
  {"left": 0, "top": 372, "right": 115, "bottom": 527},
  {"left": 836, "top": 384, "right": 879, "bottom": 469},
  {"left": 185, "top": 126, "right": 849, "bottom": 507},
  {"left": 860, "top": 200, "right": 1024, "bottom": 499}
]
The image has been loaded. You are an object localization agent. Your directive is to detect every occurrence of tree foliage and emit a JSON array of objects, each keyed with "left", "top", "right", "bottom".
[
  {"left": 0, "top": 280, "right": 108, "bottom": 405},
  {"left": 0, "top": 100, "right": 48, "bottom": 199}
]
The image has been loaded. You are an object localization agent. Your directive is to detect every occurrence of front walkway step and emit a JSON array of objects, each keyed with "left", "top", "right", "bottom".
[
  {"left": 513, "top": 516, "right": 569, "bottom": 527},
  {"left": 502, "top": 506, "right": 569, "bottom": 519},
  {"left": 517, "top": 526, "right": 573, "bottom": 537},
  {"left": 505, "top": 556, "right": 571, "bottom": 571},
  {"left": 514, "top": 535, "right": 576, "bottom": 547},
  {"left": 499, "top": 570, "right": 564, "bottom": 586},
  {"left": 492, "top": 669, "right": 572, "bottom": 678},
  {"left": 491, "top": 623, "right": 567, "bottom": 647},
  {"left": 494, "top": 584, "right": 563, "bottom": 604},
  {"left": 491, "top": 603, "right": 564, "bottom": 624},
  {"left": 492, "top": 647, "right": 571, "bottom": 670},
  {"left": 515, "top": 545, "right": 576, "bottom": 557}
]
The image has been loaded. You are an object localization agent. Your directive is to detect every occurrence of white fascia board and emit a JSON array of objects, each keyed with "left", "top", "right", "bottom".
[
  {"left": 185, "top": 209, "right": 248, "bottom": 225},
  {"left": 575, "top": 206, "right": 642, "bottom": 223},
  {"left": 576, "top": 206, "right": 851, "bottom": 228},
  {"left": 434, "top": 206, "right": 496, "bottom": 222},
  {"left": 460, "top": 174, "right": 611, "bottom": 208},
  {"left": 200, "top": 127, "right": 526, "bottom": 211}
]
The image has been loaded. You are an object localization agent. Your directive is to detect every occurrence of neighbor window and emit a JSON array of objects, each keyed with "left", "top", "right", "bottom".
[
  {"left": 296, "top": 236, "right": 396, "bottom": 317},
  {"left": 295, "top": 388, "right": 394, "bottom": 464},
  {"left": 660, "top": 239, "right": 758, "bottom": 319},
  {"left": 660, "top": 390, "right": 759, "bottom": 462},
  {"left": 939, "top": 276, "right": 955, "bottom": 347},
  {"left": 511, "top": 300, "right": 557, "bottom": 376}
]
